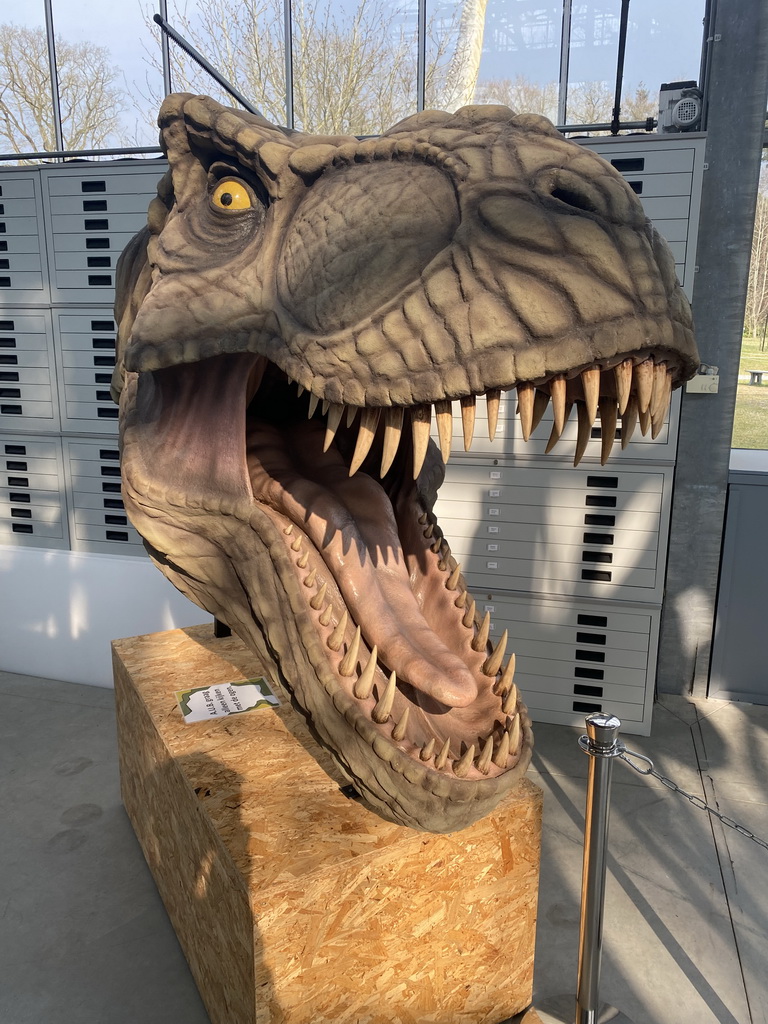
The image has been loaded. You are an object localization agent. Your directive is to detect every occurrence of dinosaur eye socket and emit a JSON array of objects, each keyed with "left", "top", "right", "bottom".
[{"left": 211, "top": 179, "right": 252, "bottom": 211}]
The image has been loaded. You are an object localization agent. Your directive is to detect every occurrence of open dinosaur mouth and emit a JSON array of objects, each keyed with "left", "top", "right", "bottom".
[{"left": 124, "top": 343, "right": 681, "bottom": 794}]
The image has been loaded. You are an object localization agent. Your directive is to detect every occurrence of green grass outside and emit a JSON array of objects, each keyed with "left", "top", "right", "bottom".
[{"left": 732, "top": 334, "right": 768, "bottom": 449}]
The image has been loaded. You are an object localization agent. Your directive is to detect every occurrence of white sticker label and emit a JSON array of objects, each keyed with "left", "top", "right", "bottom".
[
  {"left": 489, "top": 489, "right": 501, "bottom": 497},
  {"left": 176, "top": 678, "right": 280, "bottom": 723},
  {"left": 484, "top": 605, "right": 495, "bottom": 612},
  {"left": 488, "top": 507, "right": 499, "bottom": 516},
  {"left": 487, "top": 543, "right": 498, "bottom": 551},
  {"left": 487, "top": 561, "right": 498, "bottom": 569},
  {"left": 490, "top": 471, "right": 501, "bottom": 479},
  {"left": 488, "top": 525, "right": 499, "bottom": 534}
]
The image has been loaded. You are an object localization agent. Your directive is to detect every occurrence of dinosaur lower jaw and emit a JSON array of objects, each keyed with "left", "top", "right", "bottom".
[{"left": 244, "top": 374, "right": 518, "bottom": 781}]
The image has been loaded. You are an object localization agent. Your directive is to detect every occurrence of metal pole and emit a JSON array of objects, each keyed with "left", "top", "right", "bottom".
[
  {"left": 416, "top": 0, "right": 427, "bottom": 112},
  {"left": 609, "top": 0, "right": 631, "bottom": 136},
  {"left": 575, "top": 713, "right": 623, "bottom": 1024},
  {"left": 557, "top": 0, "right": 573, "bottom": 126},
  {"left": 159, "top": 0, "right": 173, "bottom": 96},
  {"left": 284, "top": 0, "right": 294, "bottom": 129},
  {"left": 43, "top": 0, "right": 64, "bottom": 154}
]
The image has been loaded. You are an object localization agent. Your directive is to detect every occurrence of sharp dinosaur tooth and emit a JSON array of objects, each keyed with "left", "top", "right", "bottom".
[
  {"left": 418, "top": 511, "right": 428, "bottom": 525},
  {"left": 550, "top": 375, "right": 566, "bottom": 433},
  {"left": 310, "top": 581, "right": 328, "bottom": 611},
  {"left": 339, "top": 625, "right": 361, "bottom": 677},
  {"left": 323, "top": 404, "right": 344, "bottom": 452},
  {"left": 502, "top": 682, "right": 519, "bottom": 716},
  {"left": 634, "top": 359, "right": 653, "bottom": 414},
  {"left": 493, "top": 730, "right": 511, "bottom": 768},
  {"left": 424, "top": 522, "right": 435, "bottom": 539},
  {"left": 319, "top": 602, "right": 333, "bottom": 627},
  {"left": 307, "top": 393, "right": 320, "bottom": 418},
  {"left": 354, "top": 645, "right": 377, "bottom": 699},
  {"left": 297, "top": 550, "right": 309, "bottom": 569},
  {"left": 508, "top": 714, "right": 521, "bottom": 753},
  {"left": 472, "top": 611, "right": 491, "bottom": 653},
  {"left": 486, "top": 389, "right": 501, "bottom": 441},
  {"left": 349, "top": 407, "right": 381, "bottom": 476},
  {"left": 434, "top": 400, "right": 453, "bottom": 464},
  {"left": 328, "top": 609, "right": 349, "bottom": 652},
  {"left": 545, "top": 401, "right": 572, "bottom": 454},
  {"left": 380, "top": 407, "right": 404, "bottom": 476},
  {"left": 651, "top": 362, "right": 667, "bottom": 417},
  {"left": 303, "top": 568, "right": 317, "bottom": 587},
  {"left": 284, "top": 523, "right": 294, "bottom": 536},
  {"left": 453, "top": 744, "right": 475, "bottom": 779},
  {"left": 391, "top": 704, "right": 410, "bottom": 742},
  {"left": 599, "top": 398, "right": 618, "bottom": 466},
  {"left": 446, "top": 563, "right": 462, "bottom": 591},
  {"left": 483, "top": 629, "right": 508, "bottom": 676},
  {"left": 420, "top": 738, "right": 436, "bottom": 762},
  {"left": 621, "top": 395, "right": 638, "bottom": 448},
  {"left": 435, "top": 737, "right": 451, "bottom": 770},
  {"left": 321, "top": 399, "right": 329, "bottom": 415},
  {"left": 372, "top": 670, "right": 397, "bottom": 724},
  {"left": 532, "top": 389, "right": 550, "bottom": 434},
  {"left": 462, "top": 597, "right": 476, "bottom": 629},
  {"left": 291, "top": 534, "right": 303, "bottom": 552},
  {"left": 460, "top": 395, "right": 476, "bottom": 451},
  {"left": 346, "top": 404, "right": 358, "bottom": 427},
  {"left": 297, "top": 384, "right": 305, "bottom": 398},
  {"left": 494, "top": 653, "right": 517, "bottom": 696},
  {"left": 476, "top": 735, "right": 494, "bottom": 775},
  {"left": 651, "top": 367, "right": 672, "bottom": 439},
  {"left": 516, "top": 382, "right": 535, "bottom": 441},
  {"left": 639, "top": 405, "right": 652, "bottom": 436},
  {"left": 455, "top": 590, "right": 468, "bottom": 608},
  {"left": 581, "top": 367, "right": 600, "bottom": 424},
  {"left": 411, "top": 405, "right": 432, "bottom": 479},
  {"left": 573, "top": 402, "right": 591, "bottom": 466},
  {"left": 615, "top": 359, "right": 633, "bottom": 415}
]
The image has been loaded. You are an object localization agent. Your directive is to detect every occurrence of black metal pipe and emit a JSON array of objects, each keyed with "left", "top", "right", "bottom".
[
  {"left": 152, "top": 13, "right": 261, "bottom": 116},
  {"left": 610, "top": 0, "right": 632, "bottom": 136}
]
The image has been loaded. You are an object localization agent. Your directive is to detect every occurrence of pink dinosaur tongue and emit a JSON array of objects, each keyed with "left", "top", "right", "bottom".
[{"left": 247, "top": 419, "right": 478, "bottom": 708}]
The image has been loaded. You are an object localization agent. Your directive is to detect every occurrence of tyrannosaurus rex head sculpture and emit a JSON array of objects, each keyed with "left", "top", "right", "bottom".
[{"left": 113, "top": 94, "right": 698, "bottom": 833}]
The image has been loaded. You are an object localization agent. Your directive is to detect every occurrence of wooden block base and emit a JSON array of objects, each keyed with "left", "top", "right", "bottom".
[{"left": 113, "top": 624, "right": 543, "bottom": 1024}]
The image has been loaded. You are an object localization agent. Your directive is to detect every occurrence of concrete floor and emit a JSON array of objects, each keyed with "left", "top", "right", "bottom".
[{"left": 1, "top": 669, "right": 766, "bottom": 1024}]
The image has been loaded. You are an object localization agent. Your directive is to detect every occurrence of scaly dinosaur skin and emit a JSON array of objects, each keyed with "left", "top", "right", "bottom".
[{"left": 113, "top": 94, "right": 698, "bottom": 833}]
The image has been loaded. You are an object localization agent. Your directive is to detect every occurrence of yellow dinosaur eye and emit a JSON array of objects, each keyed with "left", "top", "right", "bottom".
[{"left": 211, "top": 179, "right": 252, "bottom": 211}]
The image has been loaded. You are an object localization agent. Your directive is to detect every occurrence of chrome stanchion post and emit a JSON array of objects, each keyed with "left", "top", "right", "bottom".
[{"left": 575, "top": 713, "right": 625, "bottom": 1024}]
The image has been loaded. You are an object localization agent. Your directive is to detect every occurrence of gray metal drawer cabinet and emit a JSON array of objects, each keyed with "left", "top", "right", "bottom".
[
  {"left": 53, "top": 311, "right": 118, "bottom": 433},
  {"left": 0, "top": 433, "right": 69, "bottom": 549},
  {"left": 0, "top": 311, "right": 60, "bottom": 431},
  {"left": 0, "top": 171, "right": 49, "bottom": 304},
  {"left": 62, "top": 439, "right": 144, "bottom": 555},
  {"left": 436, "top": 460, "right": 672, "bottom": 602},
  {"left": 473, "top": 591, "right": 659, "bottom": 734},
  {"left": 41, "top": 164, "right": 165, "bottom": 304}
]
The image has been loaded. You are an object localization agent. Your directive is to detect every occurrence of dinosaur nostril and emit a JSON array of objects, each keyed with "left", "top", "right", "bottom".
[{"left": 550, "top": 186, "right": 598, "bottom": 213}]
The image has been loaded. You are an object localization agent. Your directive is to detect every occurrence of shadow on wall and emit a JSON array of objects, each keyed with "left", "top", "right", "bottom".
[{"left": 0, "top": 544, "right": 210, "bottom": 686}]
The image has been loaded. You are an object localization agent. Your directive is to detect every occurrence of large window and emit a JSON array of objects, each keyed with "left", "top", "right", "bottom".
[
  {"left": 1, "top": 0, "right": 706, "bottom": 159},
  {"left": 733, "top": 165, "right": 768, "bottom": 451}
]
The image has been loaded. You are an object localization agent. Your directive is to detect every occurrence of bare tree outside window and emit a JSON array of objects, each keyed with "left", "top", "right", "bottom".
[
  {"left": 140, "top": 0, "right": 459, "bottom": 136},
  {"left": 0, "top": 23, "right": 128, "bottom": 156}
]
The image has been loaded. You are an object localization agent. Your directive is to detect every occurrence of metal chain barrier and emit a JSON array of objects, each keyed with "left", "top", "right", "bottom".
[
  {"left": 616, "top": 745, "right": 768, "bottom": 852},
  {"left": 567, "top": 711, "right": 766, "bottom": 1024}
]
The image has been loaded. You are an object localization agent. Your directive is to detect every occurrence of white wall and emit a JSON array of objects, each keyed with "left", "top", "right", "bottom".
[{"left": 0, "top": 545, "right": 210, "bottom": 687}]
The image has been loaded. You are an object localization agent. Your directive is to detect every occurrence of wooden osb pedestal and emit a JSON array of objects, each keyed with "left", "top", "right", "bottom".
[{"left": 113, "top": 624, "right": 543, "bottom": 1024}]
